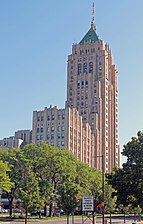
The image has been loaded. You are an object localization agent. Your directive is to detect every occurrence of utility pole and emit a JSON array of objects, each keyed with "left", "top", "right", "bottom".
[{"left": 95, "top": 155, "right": 105, "bottom": 224}]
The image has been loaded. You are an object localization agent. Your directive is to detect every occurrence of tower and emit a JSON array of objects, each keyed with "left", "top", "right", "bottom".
[{"left": 66, "top": 2, "right": 120, "bottom": 172}]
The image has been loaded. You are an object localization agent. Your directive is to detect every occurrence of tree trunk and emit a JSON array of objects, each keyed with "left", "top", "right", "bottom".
[
  {"left": 38, "top": 212, "right": 41, "bottom": 219},
  {"left": 49, "top": 201, "right": 53, "bottom": 217},
  {"left": 8, "top": 197, "right": 13, "bottom": 217},
  {"left": 124, "top": 211, "right": 126, "bottom": 223},
  {"left": 44, "top": 203, "right": 47, "bottom": 216},
  {"left": 25, "top": 207, "right": 28, "bottom": 224},
  {"left": 67, "top": 214, "right": 70, "bottom": 224}
]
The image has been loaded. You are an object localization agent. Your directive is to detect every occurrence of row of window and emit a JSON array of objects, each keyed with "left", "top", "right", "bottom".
[
  {"left": 47, "top": 114, "right": 65, "bottom": 121},
  {"left": 37, "top": 134, "right": 65, "bottom": 141},
  {"left": 37, "top": 114, "right": 65, "bottom": 122},
  {"left": 37, "top": 126, "right": 65, "bottom": 133},
  {"left": 46, "top": 141, "right": 65, "bottom": 147},
  {"left": 78, "top": 62, "right": 93, "bottom": 74},
  {"left": 47, "top": 133, "right": 64, "bottom": 140},
  {"left": 77, "top": 80, "right": 88, "bottom": 86},
  {"left": 77, "top": 96, "right": 88, "bottom": 100},
  {"left": 79, "top": 48, "right": 96, "bottom": 55}
]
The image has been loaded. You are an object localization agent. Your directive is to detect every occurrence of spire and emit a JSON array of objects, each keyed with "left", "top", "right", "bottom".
[
  {"left": 79, "top": 0, "right": 99, "bottom": 45},
  {"left": 91, "top": 1, "right": 96, "bottom": 30}
]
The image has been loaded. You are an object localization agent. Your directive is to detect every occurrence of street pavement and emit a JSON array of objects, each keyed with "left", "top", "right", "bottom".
[{"left": 8, "top": 215, "right": 138, "bottom": 224}]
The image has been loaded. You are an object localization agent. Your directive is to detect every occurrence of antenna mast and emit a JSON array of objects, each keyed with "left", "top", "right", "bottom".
[
  {"left": 92, "top": 1, "right": 95, "bottom": 24},
  {"left": 91, "top": 1, "right": 96, "bottom": 30}
]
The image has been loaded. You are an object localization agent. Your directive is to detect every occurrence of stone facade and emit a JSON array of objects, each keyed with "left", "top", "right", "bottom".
[
  {"left": 0, "top": 130, "right": 31, "bottom": 149},
  {"left": 32, "top": 106, "right": 94, "bottom": 167},
  {"left": 0, "top": 11, "right": 120, "bottom": 172},
  {"left": 66, "top": 23, "right": 120, "bottom": 172}
]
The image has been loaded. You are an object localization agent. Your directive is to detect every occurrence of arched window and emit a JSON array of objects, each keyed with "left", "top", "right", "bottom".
[
  {"left": 78, "top": 63, "right": 82, "bottom": 75},
  {"left": 83, "top": 63, "right": 87, "bottom": 73},
  {"left": 89, "top": 62, "right": 93, "bottom": 73}
]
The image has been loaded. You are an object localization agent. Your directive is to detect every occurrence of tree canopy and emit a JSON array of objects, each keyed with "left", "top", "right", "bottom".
[
  {"left": 0, "top": 160, "right": 13, "bottom": 192},
  {"left": 108, "top": 131, "right": 143, "bottom": 210}
]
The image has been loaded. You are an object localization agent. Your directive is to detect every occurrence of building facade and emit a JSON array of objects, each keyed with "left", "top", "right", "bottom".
[
  {"left": 0, "top": 130, "right": 31, "bottom": 149},
  {"left": 32, "top": 105, "right": 94, "bottom": 167},
  {"left": 1, "top": 4, "right": 120, "bottom": 173},
  {"left": 66, "top": 20, "right": 120, "bottom": 172}
]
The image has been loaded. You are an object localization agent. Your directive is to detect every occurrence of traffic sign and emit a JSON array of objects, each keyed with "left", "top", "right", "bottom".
[{"left": 82, "top": 196, "right": 94, "bottom": 211}]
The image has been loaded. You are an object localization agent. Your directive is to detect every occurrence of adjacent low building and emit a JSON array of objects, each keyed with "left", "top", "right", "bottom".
[
  {"left": 32, "top": 105, "right": 95, "bottom": 167},
  {"left": 0, "top": 130, "right": 31, "bottom": 149}
]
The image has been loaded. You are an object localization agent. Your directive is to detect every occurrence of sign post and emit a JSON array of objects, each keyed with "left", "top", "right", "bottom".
[
  {"left": 82, "top": 196, "right": 95, "bottom": 224},
  {"left": 82, "top": 196, "right": 94, "bottom": 211}
]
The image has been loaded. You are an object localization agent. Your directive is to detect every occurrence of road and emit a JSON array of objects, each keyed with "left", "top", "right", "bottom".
[{"left": 8, "top": 215, "right": 138, "bottom": 224}]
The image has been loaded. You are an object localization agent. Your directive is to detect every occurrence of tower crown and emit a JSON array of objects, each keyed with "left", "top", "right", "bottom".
[
  {"left": 79, "top": 1, "right": 99, "bottom": 45},
  {"left": 79, "top": 25, "right": 99, "bottom": 45}
]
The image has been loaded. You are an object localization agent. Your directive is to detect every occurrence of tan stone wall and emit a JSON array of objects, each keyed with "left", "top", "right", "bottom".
[{"left": 66, "top": 34, "right": 120, "bottom": 172}]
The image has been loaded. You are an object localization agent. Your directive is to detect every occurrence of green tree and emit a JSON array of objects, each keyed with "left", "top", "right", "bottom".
[
  {"left": 0, "top": 148, "right": 23, "bottom": 216},
  {"left": 0, "top": 159, "right": 13, "bottom": 192},
  {"left": 104, "top": 184, "right": 117, "bottom": 213},
  {"left": 18, "top": 157, "right": 44, "bottom": 224},
  {"left": 122, "top": 131, "right": 143, "bottom": 209},
  {"left": 88, "top": 167, "right": 102, "bottom": 208},
  {"left": 21, "top": 142, "right": 80, "bottom": 217},
  {"left": 108, "top": 131, "right": 143, "bottom": 211},
  {"left": 107, "top": 168, "right": 130, "bottom": 208}
]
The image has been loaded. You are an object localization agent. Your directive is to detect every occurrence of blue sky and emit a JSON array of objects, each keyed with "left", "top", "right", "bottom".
[{"left": 0, "top": 0, "right": 143, "bottom": 164}]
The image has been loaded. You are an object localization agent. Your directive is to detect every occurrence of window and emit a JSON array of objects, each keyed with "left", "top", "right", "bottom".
[
  {"left": 47, "top": 116, "right": 50, "bottom": 121},
  {"left": 83, "top": 63, "right": 87, "bottom": 73},
  {"left": 77, "top": 80, "right": 80, "bottom": 86},
  {"left": 52, "top": 115, "right": 54, "bottom": 120},
  {"left": 37, "top": 117, "right": 40, "bottom": 122},
  {"left": 40, "top": 135, "right": 43, "bottom": 140},
  {"left": 51, "top": 134, "right": 54, "bottom": 140},
  {"left": 89, "top": 62, "right": 93, "bottom": 73},
  {"left": 61, "top": 133, "right": 64, "bottom": 139},
  {"left": 41, "top": 116, "right": 43, "bottom": 121},
  {"left": 78, "top": 63, "right": 82, "bottom": 75},
  {"left": 82, "top": 81, "right": 84, "bottom": 86},
  {"left": 37, "top": 135, "right": 40, "bottom": 140},
  {"left": 57, "top": 126, "right": 61, "bottom": 131},
  {"left": 57, "top": 134, "right": 60, "bottom": 139},
  {"left": 51, "top": 126, "right": 54, "bottom": 131},
  {"left": 62, "top": 126, "right": 65, "bottom": 131},
  {"left": 37, "top": 128, "right": 39, "bottom": 133},
  {"left": 47, "top": 134, "right": 50, "bottom": 140},
  {"left": 61, "top": 141, "right": 65, "bottom": 146},
  {"left": 41, "top": 128, "right": 43, "bottom": 133}
]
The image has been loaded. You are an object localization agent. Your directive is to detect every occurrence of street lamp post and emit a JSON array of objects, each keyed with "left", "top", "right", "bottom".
[{"left": 95, "top": 155, "right": 104, "bottom": 224}]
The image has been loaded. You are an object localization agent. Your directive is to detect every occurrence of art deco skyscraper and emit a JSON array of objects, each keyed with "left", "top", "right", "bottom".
[{"left": 66, "top": 3, "right": 120, "bottom": 173}]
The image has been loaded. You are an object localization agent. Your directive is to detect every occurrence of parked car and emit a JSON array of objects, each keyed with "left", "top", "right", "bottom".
[
  {"left": 31, "top": 210, "right": 45, "bottom": 216},
  {"left": 0, "top": 208, "right": 9, "bottom": 213},
  {"left": 13, "top": 208, "right": 22, "bottom": 213}
]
